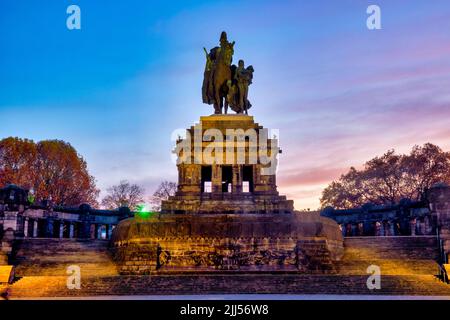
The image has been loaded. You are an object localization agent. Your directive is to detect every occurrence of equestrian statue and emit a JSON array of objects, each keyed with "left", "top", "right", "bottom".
[{"left": 202, "top": 32, "right": 254, "bottom": 115}]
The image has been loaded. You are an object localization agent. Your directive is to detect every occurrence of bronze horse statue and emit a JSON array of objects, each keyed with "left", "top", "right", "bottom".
[
  {"left": 202, "top": 32, "right": 235, "bottom": 114},
  {"left": 213, "top": 41, "right": 234, "bottom": 114}
]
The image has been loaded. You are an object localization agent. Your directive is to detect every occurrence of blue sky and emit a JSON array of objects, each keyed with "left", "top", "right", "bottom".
[{"left": 1, "top": 0, "right": 450, "bottom": 209}]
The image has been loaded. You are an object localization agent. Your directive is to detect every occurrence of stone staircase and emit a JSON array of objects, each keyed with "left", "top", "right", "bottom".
[
  {"left": 338, "top": 236, "right": 440, "bottom": 276},
  {"left": 3, "top": 236, "right": 450, "bottom": 298},
  {"left": 10, "top": 238, "right": 118, "bottom": 277}
]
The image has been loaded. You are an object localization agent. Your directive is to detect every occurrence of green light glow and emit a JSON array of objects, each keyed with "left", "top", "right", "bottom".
[{"left": 136, "top": 204, "right": 155, "bottom": 219}]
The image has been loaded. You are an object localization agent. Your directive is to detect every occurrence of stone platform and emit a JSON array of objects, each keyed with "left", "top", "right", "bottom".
[
  {"left": 111, "top": 212, "right": 343, "bottom": 274},
  {"left": 3, "top": 236, "right": 448, "bottom": 298}
]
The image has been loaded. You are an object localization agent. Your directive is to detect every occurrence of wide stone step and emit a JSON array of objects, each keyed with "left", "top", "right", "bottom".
[
  {"left": 10, "top": 239, "right": 118, "bottom": 277},
  {"left": 7, "top": 274, "right": 450, "bottom": 298},
  {"left": 337, "top": 260, "right": 438, "bottom": 275},
  {"left": 344, "top": 236, "right": 438, "bottom": 247},
  {"left": 340, "top": 236, "right": 440, "bottom": 276}
]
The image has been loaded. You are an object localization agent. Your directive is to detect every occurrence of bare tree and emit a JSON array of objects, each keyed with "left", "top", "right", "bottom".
[
  {"left": 149, "top": 181, "right": 177, "bottom": 211},
  {"left": 101, "top": 180, "right": 145, "bottom": 211},
  {"left": 321, "top": 143, "right": 450, "bottom": 209}
]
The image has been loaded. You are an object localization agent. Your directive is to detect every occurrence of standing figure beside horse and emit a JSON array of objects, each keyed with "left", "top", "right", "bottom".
[{"left": 202, "top": 32, "right": 254, "bottom": 115}]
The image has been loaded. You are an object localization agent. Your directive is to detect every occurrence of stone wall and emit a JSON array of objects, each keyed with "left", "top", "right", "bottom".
[
  {"left": 427, "top": 184, "right": 450, "bottom": 262},
  {"left": 111, "top": 212, "right": 343, "bottom": 274}
]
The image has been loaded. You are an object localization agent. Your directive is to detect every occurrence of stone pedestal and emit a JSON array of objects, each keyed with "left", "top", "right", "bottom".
[
  {"left": 162, "top": 114, "right": 293, "bottom": 214},
  {"left": 112, "top": 212, "right": 343, "bottom": 275},
  {"left": 2, "top": 211, "right": 19, "bottom": 234},
  {"left": 115, "top": 113, "right": 344, "bottom": 275},
  {"left": 0, "top": 253, "right": 8, "bottom": 265},
  {"left": 0, "top": 229, "right": 15, "bottom": 265}
]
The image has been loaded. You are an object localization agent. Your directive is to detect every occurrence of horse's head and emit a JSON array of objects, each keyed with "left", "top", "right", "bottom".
[{"left": 221, "top": 42, "right": 234, "bottom": 66}]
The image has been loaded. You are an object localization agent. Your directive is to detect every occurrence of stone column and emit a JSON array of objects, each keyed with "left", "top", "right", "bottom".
[
  {"left": 45, "top": 219, "right": 54, "bottom": 238},
  {"left": 78, "top": 214, "right": 94, "bottom": 239},
  {"left": 232, "top": 165, "right": 242, "bottom": 193},
  {"left": 212, "top": 164, "right": 222, "bottom": 195},
  {"left": 357, "top": 222, "right": 364, "bottom": 236},
  {"left": 104, "top": 225, "right": 109, "bottom": 239},
  {"left": 90, "top": 224, "right": 96, "bottom": 239},
  {"left": 389, "top": 221, "right": 395, "bottom": 236},
  {"left": 69, "top": 223, "right": 75, "bottom": 238},
  {"left": 59, "top": 221, "right": 64, "bottom": 238},
  {"left": 345, "top": 224, "right": 351, "bottom": 237},
  {"left": 424, "top": 216, "right": 432, "bottom": 235},
  {"left": 420, "top": 218, "right": 426, "bottom": 235},
  {"left": 410, "top": 218, "right": 416, "bottom": 236},
  {"left": 97, "top": 225, "right": 103, "bottom": 239},
  {"left": 178, "top": 164, "right": 185, "bottom": 185},
  {"left": 351, "top": 224, "right": 357, "bottom": 236},
  {"left": 339, "top": 224, "right": 345, "bottom": 237},
  {"left": 380, "top": 221, "right": 385, "bottom": 236},
  {"left": 416, "top": 219, "right": 422, "bottom": 235},
  {"left": 108, "top": 225, "right": 114, "bottom": 239},
  {"left": 363, "top": 221, "right": 372, "bottom": 236},
  {"left": 33, "top": 220, "right": 38, "bottom": 237},
  {"left": 79, "top": 222, "right": 89, "bottom": 239},
  {"left": 23, "top": 217, "right": 29, "bottom": 237}
]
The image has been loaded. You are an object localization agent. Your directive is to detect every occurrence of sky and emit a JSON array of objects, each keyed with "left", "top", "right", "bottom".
[{"left": 1, "top": 0, "right": 450, "bottom": 210}]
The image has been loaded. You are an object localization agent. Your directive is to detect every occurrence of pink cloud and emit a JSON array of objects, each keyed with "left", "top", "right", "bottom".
[{"left": 278, "top": 166, "right": 346, "bottom": 187}]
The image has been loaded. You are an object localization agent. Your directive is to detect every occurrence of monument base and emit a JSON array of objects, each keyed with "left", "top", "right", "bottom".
[
  {"left": 111, "top": 212, "right": 343, "bottom": 275},
  {"left": 161, "top": 114, "right": 295, "bottom": 214},
  {"left": 162, "top": 195, "right": 294, "bottom": 214}
]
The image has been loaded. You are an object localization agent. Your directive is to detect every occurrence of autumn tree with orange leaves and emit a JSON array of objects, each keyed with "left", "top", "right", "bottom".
[{"left": 0, "top": 137, "right": 99, "bottom": 206}]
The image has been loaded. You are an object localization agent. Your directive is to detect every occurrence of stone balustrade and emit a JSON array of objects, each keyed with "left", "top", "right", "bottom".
[
  {"left": 322, "top": 202, "right": 436, "bottom": 237},
  {"left": 0, "top": 184, "right": 132, "bottom": 263},
  {"left": 1, "top": 208, "right": 122, "bottom": 241}
]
